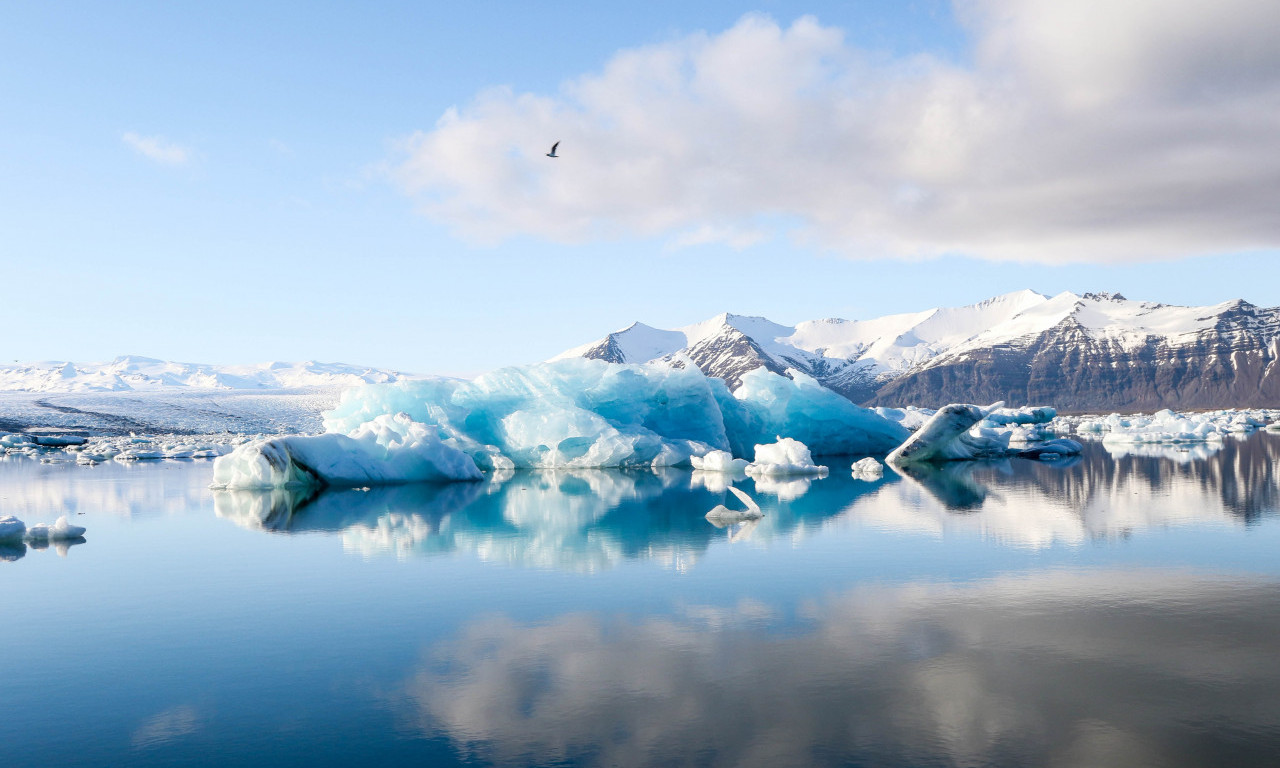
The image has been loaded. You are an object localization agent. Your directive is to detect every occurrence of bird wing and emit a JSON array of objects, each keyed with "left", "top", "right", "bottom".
[{"left": 550, "top": 141, "right": 559, "bottom": 154}]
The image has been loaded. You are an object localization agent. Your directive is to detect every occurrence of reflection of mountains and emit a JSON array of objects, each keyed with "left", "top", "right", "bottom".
[
  {"left": 214, "top": 470, "right": 889, "bottom": 571},
  {"left": 394, "top": 570, "right": 1280, "bottom": 768},
  {"left": 860, "top": 433, "right": 1280, "bottom": 548}
]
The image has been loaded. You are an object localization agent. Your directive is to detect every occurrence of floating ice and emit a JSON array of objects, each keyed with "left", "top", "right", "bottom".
[
  {"left": 887, "top": 403, "right": 1009, "bottom": 465},
  {"left": 705, "top": 485, "right": 763, "bottom": 522},
  {"left": 850, "top": 457, "right": 884, "bottom": 478},
  {"left": 1015, "top": 438, "right": 1082, "bottom": 460},
  {"left": 211, "top": 413, "right": 483, "bottom": 489},
  {"left": 745, "top": 437, "right": 828, "bottom": 477},
  {"left": 982, "top": 406, "right": 1057, "bottom": 426},
  {"left": 690, "top": 450, "right": 749, "bottom": 473},
  {"left": 322, "top": 360, "right": 907, "bottom": 473},
  {"left": 0, "top": 516, "right": 27, "bottom": 541},
  {"left": 24, "top": 515, "right": 86, "bottom": 542},
  {"left": 1076, "top": 409, "right": 1272, "bottom": 444}
]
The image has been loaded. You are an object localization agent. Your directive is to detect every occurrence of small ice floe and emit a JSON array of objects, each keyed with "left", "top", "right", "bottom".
[
  {"left": 745, "top": 437, "right": 828, "bottom": 477},
  {"left": 705, "top": 485, "right": 763, "bottom": 523},
  {"left": 850, "top": 457, "right": 884, "bottom": 479},
  {"left": 32, "top": 434, "right": 89, "bottom": 447},
  {"left": 24, "top": 515, "right": 87, "bottom": 542},
  {"left": 690, "top": 450, "right": 749, "bottom": 473},
  {"left": 1015, "top": 438, "right": 1083, "bottom": 460},
  {"left": 0, "top": 515, "right": 28, "bottom": 541}
]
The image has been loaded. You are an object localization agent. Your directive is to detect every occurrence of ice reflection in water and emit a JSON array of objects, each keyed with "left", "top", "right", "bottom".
[
  {"left": 214, "top": 434, "right": 1280, "bottom": 563},
  {"left": 397, "top": 570, "right": 1280, "bottom": 768}
]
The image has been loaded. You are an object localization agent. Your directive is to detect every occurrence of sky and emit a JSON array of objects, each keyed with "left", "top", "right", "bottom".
[{"left": 3, "top": 0, "right": 1278, "bottom": 375}]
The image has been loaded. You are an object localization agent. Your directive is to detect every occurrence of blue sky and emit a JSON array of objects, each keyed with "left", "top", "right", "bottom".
[{"left": 3, "top": 1, "right": 1278, "bottom": 375}]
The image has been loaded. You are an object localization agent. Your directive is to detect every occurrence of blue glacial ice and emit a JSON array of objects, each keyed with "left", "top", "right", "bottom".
[{"left": 213, "top": 360, "right": 910, "bottom": 489}]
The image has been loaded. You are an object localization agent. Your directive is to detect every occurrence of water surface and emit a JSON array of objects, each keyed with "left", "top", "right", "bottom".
[{"left": 3, "top": 435, "right": 1279, "bottom": 767}]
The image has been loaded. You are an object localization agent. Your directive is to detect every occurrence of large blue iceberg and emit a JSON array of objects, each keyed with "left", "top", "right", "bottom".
[{"left": 213, "top": 360, "right": 909, "bottom": 489}]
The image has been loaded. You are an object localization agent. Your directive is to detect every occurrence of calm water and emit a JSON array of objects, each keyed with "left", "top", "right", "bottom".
[{"left": 3, "top": 435, "right": 1280, "bottom": 767}]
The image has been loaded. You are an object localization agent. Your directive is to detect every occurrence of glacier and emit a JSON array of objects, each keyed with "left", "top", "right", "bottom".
[
  {"left": 887, "top": 402, "right": 1078, "bottom": 465},
  {"left": 213, "top": 359, "right": 909, "bottom": 489}
]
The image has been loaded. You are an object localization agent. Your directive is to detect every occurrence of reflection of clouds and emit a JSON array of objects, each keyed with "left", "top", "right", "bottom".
[
  {"left": 396, "top": 571, "right": 1280, "bottom": 768},
  {"left": 131, "top": 704, "right": 201, "bottom": 748},
  {"left": 0, "top": 454, "right": 211, "bottom": 520}
]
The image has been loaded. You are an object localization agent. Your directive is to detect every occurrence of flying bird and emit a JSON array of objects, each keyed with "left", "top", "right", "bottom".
[{"left": 546, "top": 141, "right": 559, "bottom": 158}]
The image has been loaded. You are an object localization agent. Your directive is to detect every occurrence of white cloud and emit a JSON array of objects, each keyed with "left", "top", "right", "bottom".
[
  {"left": 393, "top": 2, "right": 1280, "bottom": 263},
  {"left": 122, "top": 132, "right": 191, "bottom": 165}
]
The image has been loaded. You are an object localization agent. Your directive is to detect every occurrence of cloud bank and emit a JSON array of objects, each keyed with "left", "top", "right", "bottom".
[{"left": 394, "top": 1, "right": 1280, "bottom": 262}]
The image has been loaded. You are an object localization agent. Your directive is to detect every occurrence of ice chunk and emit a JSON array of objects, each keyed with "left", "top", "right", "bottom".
[
  {"left": 705, "top": 485, "right": 763, "bottom": 522},
  {"left": 981, "top": 406, "right": 1057, "bottom": 426},
  {"left": 871, "top": 406, "right": 935, "bottom": 432},
  {"left": 0, "top": 516, "right": 27, "bottom": 541},
  {"left": 886, "top": 403, "right": 1009, "bottom": 465},
  {"left": 850, "top": 457, "right": 884, "bottom": 479},
  {"left": 1016, "top": 438, "right": 1082, "bottom": 460},
  {"left": 690, "top": 450, "right": 749, "bottom": 473},
  {"left": 745, "top": 437, "right": 828, "bottom": 477},
  {"left": 211, "top": 413, "right": 483, "bottom": 489},
  {"left": 24, "top": 515, "right": 86, "bottom": 542}
]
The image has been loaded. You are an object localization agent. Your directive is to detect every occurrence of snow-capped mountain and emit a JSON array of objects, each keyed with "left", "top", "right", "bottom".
[
  {"left": 0, "top": 356, "right": 410, "bottom": 393},
  {"left": 556, "top": 291, "right": 1280, "bottom": 410}
]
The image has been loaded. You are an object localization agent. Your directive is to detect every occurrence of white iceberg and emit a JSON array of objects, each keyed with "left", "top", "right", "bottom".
[
  {"left": 24, "top": 515, "right": 86, "bottom": 542},
  {"left": 211, "top": 413, "right": 483, "bottom": 489},
  {"left": 705, "top": 485, "right": 763, "bottom": 522},
  {"left": 850, "top": 457, "right": 884, "bottom": 478},
  {"left": 745, "top": 437, "right": 828, "bottom": 477},
  {"left": 690, "top": 450, "right": 749, "bottom": 473}
]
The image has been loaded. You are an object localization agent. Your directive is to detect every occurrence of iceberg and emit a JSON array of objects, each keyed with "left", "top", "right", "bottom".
[
  {"left": 24, "top": 515, "right": 86, "bottom": 542},
  {"left": 690, "top": 450, "right": 749, "bottom": 473},
  {"left": 315, "top": 360, "right": 906, "bottom": 477},
  {"left": 887, "top": 403, "right": 1009, "bottom": 465},
  {"left": 850, "top": 457, "right": 884, "bottom": 478},
  {"left": 745, "top": 437, "right": 828, "bottom": 477},
  {"left": 211, "top": 413, "right": 483, "bottom": 489}
]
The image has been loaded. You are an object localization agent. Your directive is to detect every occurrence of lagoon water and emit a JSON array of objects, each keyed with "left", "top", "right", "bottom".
[{"left": 3, "top": 435, "right": 1280, "bottom": 767}]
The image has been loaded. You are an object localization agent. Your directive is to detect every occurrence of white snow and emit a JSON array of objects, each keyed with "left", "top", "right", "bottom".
[{"left": 555, "top": 290, "right": 1265, "bottom": 389}]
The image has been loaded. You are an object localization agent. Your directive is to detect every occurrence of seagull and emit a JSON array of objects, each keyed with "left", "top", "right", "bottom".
[{"left": 545, "top": 141, "right": 559, "bottom": 158}]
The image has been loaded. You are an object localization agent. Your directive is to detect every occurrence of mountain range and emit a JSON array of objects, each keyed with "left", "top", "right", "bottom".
[
  {"left": 555, "top": 290, "right": 1280, "bottom": 411},
  {"left": 0, "top": 357, "right": 409, "bottom": 393}
]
